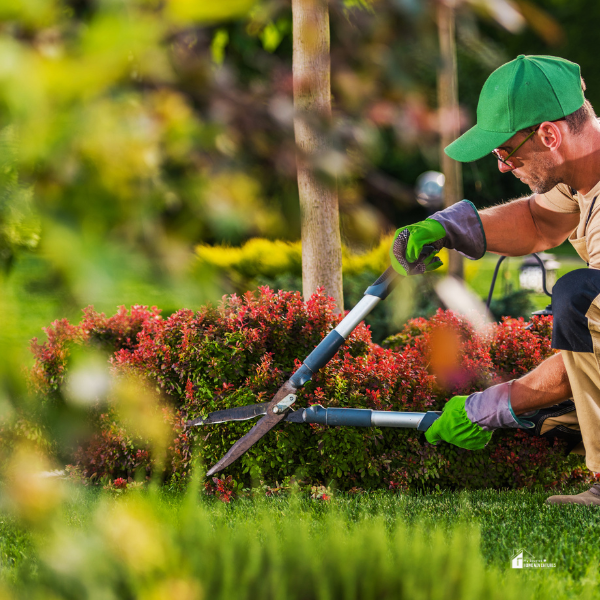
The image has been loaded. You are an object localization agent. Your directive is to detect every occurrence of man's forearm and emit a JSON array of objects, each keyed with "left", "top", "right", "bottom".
[
  {"left": 479, "top": 197, "right": 544, "bottom": 255},
  {"left": 425, "top": 352, "right": 574, "bottom": 450},
  {"left": 510, "top": 353, "right": 572, "bottom": 414},
  {"left": 479, "top": 196, "right": 578, "bottom": 256}
]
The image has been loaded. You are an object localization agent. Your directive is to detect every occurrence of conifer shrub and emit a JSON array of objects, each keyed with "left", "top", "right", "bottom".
[{"left": 27, "top": 291, "right": 594, "bottom": 492}]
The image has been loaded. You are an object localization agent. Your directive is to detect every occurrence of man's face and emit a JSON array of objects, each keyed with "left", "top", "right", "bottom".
[{"left": 494, "top": 129, "right": 561, "bottom": 194}]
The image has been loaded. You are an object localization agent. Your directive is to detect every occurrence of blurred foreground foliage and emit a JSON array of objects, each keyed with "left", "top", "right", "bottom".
[
  {"left": 2, "top": 483, "right": 600, "bottom": 597},
  {"left": 0, "top": 481, "right": 598, "bottom": 600}
]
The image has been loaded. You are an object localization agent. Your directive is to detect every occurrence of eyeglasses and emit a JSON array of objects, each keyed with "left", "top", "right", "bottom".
[{"left": 492, "top": 125, "right": 540, "bottom": 169}]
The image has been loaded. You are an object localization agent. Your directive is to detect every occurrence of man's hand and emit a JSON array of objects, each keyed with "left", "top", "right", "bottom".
[
  {"left": 390, "top": 200, "right": 486, "bottom": 277},
  {"left": 424, "top": 381, "right": 536, "bottom": 450},
  {"left": 390, "top": 220, "right": 445, "bottom": 276},
  {"left": 425, "top": 395, "right": 493, "bottom": 450}
]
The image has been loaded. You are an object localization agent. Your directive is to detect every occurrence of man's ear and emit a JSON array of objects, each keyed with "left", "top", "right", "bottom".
[{"left": 538, "top": 121, "right": 562, "bottom": 151}]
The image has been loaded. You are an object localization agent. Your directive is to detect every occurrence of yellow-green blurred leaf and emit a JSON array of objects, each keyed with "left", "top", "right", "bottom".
[
  {"left": 165, "top": 0, "right": 256, "bottom": 24},
  {"left": 210, "top": 29, "right": 229, "bottom": 65},
  {"left": 0, "top": 0, "right": 59, "bottom": 29},
  {"left": 260, "top": 21, "right": 284, "bottom": 53}
]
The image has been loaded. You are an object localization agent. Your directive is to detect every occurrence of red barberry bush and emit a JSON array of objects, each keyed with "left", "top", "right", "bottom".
[{"left": 27, "top": 291, "right": 595, "bottom": 491}]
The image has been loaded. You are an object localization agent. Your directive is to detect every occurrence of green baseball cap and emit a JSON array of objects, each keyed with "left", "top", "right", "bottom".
[{"left": 445, "top": 55, "right": 585, "bottom": 162}]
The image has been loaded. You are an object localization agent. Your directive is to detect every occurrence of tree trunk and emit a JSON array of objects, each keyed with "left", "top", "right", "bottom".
[
  {"left": 292, "top": 0, "right": 344, "bottom": 313},
  {"left": 437, "top": 0, "right": 464, "bottom": 279}
]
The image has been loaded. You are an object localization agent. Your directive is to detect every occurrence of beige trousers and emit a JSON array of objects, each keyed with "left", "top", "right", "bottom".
[
  {"left": 561, "top": 352, "right": 600, "bottom": 469},
  {"left": 550, "top": 269, "right": 600, "bottom": 472}
]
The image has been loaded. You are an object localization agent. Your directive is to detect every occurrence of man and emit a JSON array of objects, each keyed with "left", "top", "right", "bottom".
[{"left": 391, "top": 55, "right": 600, "bottom": 505}]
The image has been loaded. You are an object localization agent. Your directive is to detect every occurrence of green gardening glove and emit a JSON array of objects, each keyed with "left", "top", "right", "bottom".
[
  {"left": 424, "top": 395, "right": 493, "bottom": 451},
  {"left": 390, "top": 201, "right": 487, "bottom": 277},
  {"left": 390, "top": 219, "right": 446, "bottom": 277}
]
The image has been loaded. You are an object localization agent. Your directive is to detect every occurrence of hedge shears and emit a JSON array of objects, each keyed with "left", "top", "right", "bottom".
[{"left": 188, "top": 258, "right": 442, "bottom": 477}]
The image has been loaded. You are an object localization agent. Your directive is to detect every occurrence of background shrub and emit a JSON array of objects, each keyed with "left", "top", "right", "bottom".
[
  {"left": 195, "top": 238, "right": 486, "bottom": 342},
  {"left": 27, "top": 290, "right": 595, "bottom": 492}
]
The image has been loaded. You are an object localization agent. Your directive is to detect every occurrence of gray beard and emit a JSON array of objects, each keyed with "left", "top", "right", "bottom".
[{"left": 522, "top": 154, "right": 562, "bottom": 194}]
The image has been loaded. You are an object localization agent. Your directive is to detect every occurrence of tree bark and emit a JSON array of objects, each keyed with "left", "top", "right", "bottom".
[
  {"left": 437, "top": 0, "right": 464, "bottom": 279},
  {"left": 292, "top": 0, "right": 344, "bottom": 313}
]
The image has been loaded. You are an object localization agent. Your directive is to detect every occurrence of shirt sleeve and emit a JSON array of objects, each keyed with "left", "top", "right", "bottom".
[{"left": 538, "top": 184, "right": 580, "bottom": 214}]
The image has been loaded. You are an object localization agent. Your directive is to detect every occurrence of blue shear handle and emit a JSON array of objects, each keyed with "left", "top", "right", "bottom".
[
  {"left": 290, "top": 266, "right": 402, "bottom": 389},
  {"left": 290, "top": 329, "right": 345, "bottom": 388},
  {"left": 304, "top": 405, "right": 372, "bottom": 427},
  {"left": 303, "top": 406, "right": 442, "bottom": 429},
  {"left": 304, "top": 330, "right": 345, "bottom": 374},
  {"left": 364, "top": 266, "right": 399, "bottom": 300},
  {"left": 417, "top": 411, "right": 441, "bottom": 431}
]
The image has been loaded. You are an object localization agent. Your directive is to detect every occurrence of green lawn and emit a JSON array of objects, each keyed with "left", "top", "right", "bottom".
[
  {"left": 466, "top": 250, "right": 586, "bottom": 313},
  {"left": 1, "top": 484, "right": 599, "bottom": 598}
]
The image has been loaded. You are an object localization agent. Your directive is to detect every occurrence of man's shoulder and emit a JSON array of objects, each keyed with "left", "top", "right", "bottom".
[{"left": 539, "top": 184, "right": 580, "bottom": 213}]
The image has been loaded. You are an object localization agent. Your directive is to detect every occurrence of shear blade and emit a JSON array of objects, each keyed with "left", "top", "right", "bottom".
[
  {"left": 206, "top": 412, "right": 286, "bottom": 476},
  {"left": 186, "top": 403, "right": 270, "bottom": 427},
  {"left": 206, "top": 380, "right": 297, "bottom": 476}
]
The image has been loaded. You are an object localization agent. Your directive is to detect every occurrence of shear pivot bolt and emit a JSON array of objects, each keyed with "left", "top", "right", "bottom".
[{"left": 273, "top": 394, "right": 297, "bottom": 414}]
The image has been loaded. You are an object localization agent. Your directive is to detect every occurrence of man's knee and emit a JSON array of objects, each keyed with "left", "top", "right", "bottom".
[{"left": 552, "top": 269, "right": 600, "bottom": 352}]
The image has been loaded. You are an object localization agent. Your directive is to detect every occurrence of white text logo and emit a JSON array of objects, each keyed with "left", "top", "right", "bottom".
[{"left": 511, "top": 549, "right": 556, "bottom": 569}]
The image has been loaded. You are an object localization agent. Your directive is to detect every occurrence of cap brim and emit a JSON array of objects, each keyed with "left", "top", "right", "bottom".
[{"left": 444, "top": 124, "right": 515, "bottom": 163}]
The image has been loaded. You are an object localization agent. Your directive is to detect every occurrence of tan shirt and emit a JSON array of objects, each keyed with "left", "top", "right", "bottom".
[{"left": 539, "top": 180, "right": 600, "bottom": 267}]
